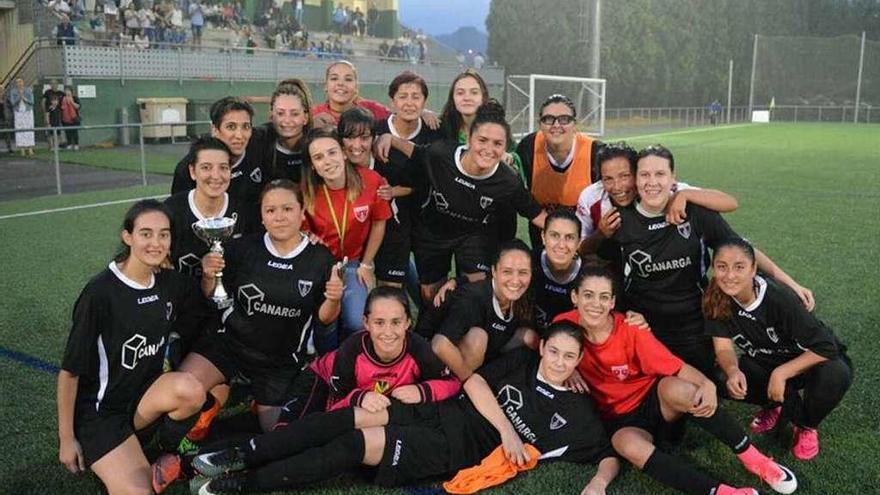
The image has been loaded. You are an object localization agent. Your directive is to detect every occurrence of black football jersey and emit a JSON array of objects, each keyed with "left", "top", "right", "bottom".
[
  {"left": 705, "top": 275, "right": 841, "bottom": 367},
  {"left": 434, "top": 279, "right": 523, "bottom": 360},
  {"left": 612, "top": 202, "right": 737, "bottom": 319},
  {"left": 531, "top": 251, "right": 586, "bottom": 330},
  {"left": 263, "top": 123, "right": 306, "bottom": 184},
  {"left": 447, "top": 348, "right": 613, "bottom": 465},
  {"left": 165, "top": 190, "right": 250, "bottom": 278},
  {"left": 61, "top": 264, "right": 207, "bottom": 413},
  {"left": 412, "top": 141, "right": 542, "bottom": 239},
  {"left": 170, "top": 129, "right": 269, "bottom": 227},
  {"left": 221, "top": 233, "right": 334, "bottom": 363}
]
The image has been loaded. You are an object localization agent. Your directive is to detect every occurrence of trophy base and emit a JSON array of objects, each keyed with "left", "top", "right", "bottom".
[{"left": 212, "top": 297, "right": 233, "bottom": 310}]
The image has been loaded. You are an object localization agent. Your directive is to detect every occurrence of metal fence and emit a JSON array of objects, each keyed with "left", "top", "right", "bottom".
[
  {"left": 0, "top": 120, "right": 206, "bottom": 198},
  {"left": 6, "top": 38, "right": 505, "bottom": 88}
]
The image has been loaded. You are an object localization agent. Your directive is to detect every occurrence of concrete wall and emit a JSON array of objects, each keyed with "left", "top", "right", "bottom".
[{"left": 0, "top": 4, "right": 36, "bottom": 83}]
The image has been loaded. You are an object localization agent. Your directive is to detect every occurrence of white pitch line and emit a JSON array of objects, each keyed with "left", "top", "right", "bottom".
[
  {"left": 0, "top": 194, "right": 169, "bottom": 220},
  {"left": 612, "top": 123, "right": 754, "bottom": 141},
  {"left": 0, "top": 124, "right": 754, "bottom": 220}
]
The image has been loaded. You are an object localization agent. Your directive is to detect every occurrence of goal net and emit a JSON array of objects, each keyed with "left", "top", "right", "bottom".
[
  {"left": 753, "top": 34, "right": 879, "bottom": 116},
  {"left": 505, "top": 74, "right": 606, "bottom": 138}
]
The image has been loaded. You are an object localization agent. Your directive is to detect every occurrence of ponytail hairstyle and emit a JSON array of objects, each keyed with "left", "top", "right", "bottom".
[
  {"left": 364, "top": 286, "right": 412, "bottom": 323},
  {"left": 491, "top": 238, "right": 534, "bottom": 324},
  {"left": 702, "top": 237, "right": 757, "bottom": 321},
  {"left": 113, "top": 199, "right": 173, "bottom": 263},
  {"left": 301, "top": 126, "right": 363, "bottom": 214},
  {"left": 271, "top": 77, "right": 313, "bottom": 129},
  {"left": 470, "top": 98, "right": 512, "bottom": 149},
  {"left": 544, "top": 208, "right": 582, "bottom": 239},
  {"left": 324, "top": 60, "right": 360, "bottom": 103}
]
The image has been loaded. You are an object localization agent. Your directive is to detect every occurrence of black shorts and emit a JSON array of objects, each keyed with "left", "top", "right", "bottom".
[
  {"left": 603, "top": 382, "right": 667, "bottom": 436},
  {"left": 273, "top": 367, "right": 329, "bottom": 429},
  {"left": 192, "top": 330, "right": 307, "bottom": 406},
  {"left": 373, "top": 402, "right": 454, "bottom": 486},
  {"left": 73, "top": 375, "right": 161, "bottom": 466},
  {"left": 374, "top": 221, "right": 411, "bottom": 284},
  {"left": 413, "top": 227, "right": 490, "bottom": 284}
]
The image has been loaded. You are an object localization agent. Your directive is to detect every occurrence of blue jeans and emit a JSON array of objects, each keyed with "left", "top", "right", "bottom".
[{"left": 316, "top": 260, "right": 368, "bottom": 353}]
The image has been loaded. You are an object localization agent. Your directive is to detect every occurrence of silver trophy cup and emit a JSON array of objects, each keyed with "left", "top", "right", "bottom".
[{"left": 193, "top": 216, "right": 237, "bottom": 309}]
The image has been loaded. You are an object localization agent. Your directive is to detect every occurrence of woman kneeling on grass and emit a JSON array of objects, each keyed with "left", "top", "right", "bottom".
[
  {"left": 57, "top": 200, "right": 209, "bottom": 494},
  {"left": 704, "top": 237, "right": 852, "bottom": 461},
  {"left": 189, "top": 321, "right": 619, "bottom": 495},
  {"left": 555, "top": 265, "right": 799, "bottom": 495}
]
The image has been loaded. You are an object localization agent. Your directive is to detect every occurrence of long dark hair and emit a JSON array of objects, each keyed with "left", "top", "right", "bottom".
[
  {"left": 703, "top": 237, "right": 756, "bottom": 321},
  {"left": 542, "top": 320, "right": 587, "bottom": 352},
  {"left": 439, "top": 69, "right": 489, "bottom": 140},
  {"left": 113, "top": 200, "right": 173, "bottom": 263}
]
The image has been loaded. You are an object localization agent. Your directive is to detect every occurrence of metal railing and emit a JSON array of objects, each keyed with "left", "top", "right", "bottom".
[
  {"left": 0, "top": 120, "right": 209, "bottom": 195},
  {"left": 604, "top": 104, "right": 875, "bottom": 130},
  {"left": 4, "top": 38, "right": 505, "bottom": 88}
]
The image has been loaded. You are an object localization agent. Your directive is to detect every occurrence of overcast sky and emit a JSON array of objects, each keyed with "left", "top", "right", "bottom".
[{"left": 398, "top": 0, "right": 492, "bottom": 35}]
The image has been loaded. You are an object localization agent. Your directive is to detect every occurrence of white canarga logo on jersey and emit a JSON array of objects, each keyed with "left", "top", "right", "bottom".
[
  {"left": 625, "top": 249, "right": 692, "bottom": 278},
  {"left": 178, "top": 253, "right": 203, "bottom": 277},
  {"left": 122, "top": 334, "right": 166, "bottom": 370},
  {"left": 238, "top": 283, "right": 302, "bottom": 318},
  {"left": 496, "top": 385, "right": 538, "bottom": 443}
]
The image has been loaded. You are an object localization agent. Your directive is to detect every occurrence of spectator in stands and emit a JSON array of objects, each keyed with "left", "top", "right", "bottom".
[
  {"left": 294, "top": 0, "right": 303, "bottom": 26},
  {"left": 8, "top": 78, "right": 35, "bottom": 156},
  {"left": 351, "top": 7, "right": 365, "bottom": 37},
  {"left": 54, "top": 14, "right": 79, "bottom": 46},
  {"left": 123, "top": 4, "right": 140, "bottom": 40},
  {"left": 43, "top": 80, "right": 64, "bottom": 150},
  {"left": 0, "top": 86, "right": 13, "bottom": 154},
  {"left": 378, "top": 39, "right": 389, "bottom": 58},
  {"left": 134, "top": 28, "right": 151, "bottom": 49},
  {"left": 70, "top": 0, "right": 85, "bottom": 21},
  {"left": 168, "top": 2, "right": 185, "bottom": 44},
  {"left": 103, "top": 0, "right": 119, "bottom": 34},
  {"left": 332, "top": 3, "right": 346, "bottom": 34},
  {"left": 417, "top": 38, "right": 427, "bottom": 64},
  {"left": 138, "top": 5, "right": 156, "bottom": 44},
  {"left": 61, "top": 86, "right": 81, "bottom": 150},
  {"left": 367, "top": 1, "right": 378, "bottom": 36},
  {"left": 48, "top": 0, "right": 72, "bottom": 19},
  {"left": 189, "top": 0, "right": 205, "bottom": 47}
]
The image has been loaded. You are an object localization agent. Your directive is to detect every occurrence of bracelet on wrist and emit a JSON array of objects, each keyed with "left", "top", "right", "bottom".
[{"left": 360, "top": 262, "right": 374, "bottom": 270}]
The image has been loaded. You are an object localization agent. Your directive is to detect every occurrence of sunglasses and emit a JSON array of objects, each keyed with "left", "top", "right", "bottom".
[{"left": 539, "top": 114, "right": 575, "bottom": 126}]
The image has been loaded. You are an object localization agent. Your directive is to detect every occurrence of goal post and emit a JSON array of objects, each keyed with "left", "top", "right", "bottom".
[{"left": 506, "top": 74, "right": 607, "bottom": 138}]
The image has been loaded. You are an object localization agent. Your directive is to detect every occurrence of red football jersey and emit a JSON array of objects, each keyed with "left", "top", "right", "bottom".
[
  {"left": 304, "top": 166, "right": 392, "bottom": 261},
  {"left": 554, "top": 310, "right": 684, "bottom": 419},
  {"left": 311, "top": 99, "right": 392, "bottom": 125}
]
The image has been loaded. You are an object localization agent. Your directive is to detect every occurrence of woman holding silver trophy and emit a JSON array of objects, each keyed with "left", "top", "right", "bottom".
[
  {"left": 57, "top": 200, "right": 211, "bottom": 495},
  {"left": 175, "top": 179, "right": 344, "bottom": 435}
]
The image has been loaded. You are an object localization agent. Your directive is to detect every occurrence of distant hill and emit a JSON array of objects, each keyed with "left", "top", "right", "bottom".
[{"left": 435, "top": 26, "right": 488, "bottom": 54}]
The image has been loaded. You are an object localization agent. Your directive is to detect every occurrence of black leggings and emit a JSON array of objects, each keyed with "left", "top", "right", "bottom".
[
  {"left": 63, "top": 123, "right": 79, "bottom": 146},
  {"left": 736, "top": 354, "right": 852, "bottom": 428}
]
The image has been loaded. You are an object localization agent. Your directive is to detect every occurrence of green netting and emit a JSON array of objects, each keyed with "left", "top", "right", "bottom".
[{"left": 753, "top": 34, "right": 878, "bottom": 109}]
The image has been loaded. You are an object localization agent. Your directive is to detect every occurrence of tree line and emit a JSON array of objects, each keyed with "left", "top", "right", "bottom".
[{"left": 487, "top": 0, "right": 879, "bottom": 107}]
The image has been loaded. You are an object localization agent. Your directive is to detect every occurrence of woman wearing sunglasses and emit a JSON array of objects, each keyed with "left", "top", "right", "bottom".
[{"left": 516, "top": 94, "right": 602, "bottom": 251}]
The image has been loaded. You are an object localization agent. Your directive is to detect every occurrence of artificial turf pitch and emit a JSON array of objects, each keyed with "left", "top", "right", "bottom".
[{"left": 1, "top": 122, "right": 878, "bottom": 494}]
